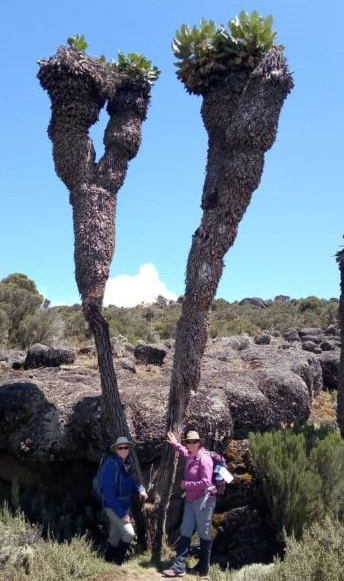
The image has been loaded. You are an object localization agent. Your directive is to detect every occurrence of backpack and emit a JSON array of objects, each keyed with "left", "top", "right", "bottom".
[
  {"left": 92, "top": 452, "right": 110, "bottom": 503},
  {"left": 204, "top": 450, "right": 233, "bottom": 495}
]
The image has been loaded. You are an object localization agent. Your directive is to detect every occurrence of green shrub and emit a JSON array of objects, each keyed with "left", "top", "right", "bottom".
[
  {"left": 0, "top": 502, "right": 111, "bottom": 580},
  {"left": 249, "top": 428, "right": 344, "bottom": 542},
  {"left": 309, "top": 432, "right": 344, "bottom": 519},
  {"left": 0, "top": 308, "right": 9, "bottom": 345},
  {"left": 16, "top": 311, "right": 64, "bottom": 349},
  {"left": 249, "top": 431, "right": 323, "bottom": 540},
  {"left": 271, "top": 518, "right": 344, "bottom": 581}
]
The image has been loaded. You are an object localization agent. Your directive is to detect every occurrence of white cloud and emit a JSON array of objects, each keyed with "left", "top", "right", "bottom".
[{"left": 104, "top": 263, "right": 177, "bottom": 307}]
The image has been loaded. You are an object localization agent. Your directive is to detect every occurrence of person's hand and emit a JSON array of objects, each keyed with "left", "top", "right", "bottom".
[
  {"left": 180, "top": 480, "right": 186, "bottom": 490},
  {"left": 167, "top": 431, "right": 178, "bottom": 445},
  {"left": 122, "top": 514, "right": 131, "bottom": 523},
  {"left": 139, "top": 490, "right": 148, "bottom": 502}
]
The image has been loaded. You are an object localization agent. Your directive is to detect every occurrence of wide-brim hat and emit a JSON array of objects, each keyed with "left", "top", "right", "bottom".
[
  {"left": 110, "top": 436, "right": 134, "bottom": 452},
  {"left": 181, "top": 430, "right": 205, "bottom": 446}
]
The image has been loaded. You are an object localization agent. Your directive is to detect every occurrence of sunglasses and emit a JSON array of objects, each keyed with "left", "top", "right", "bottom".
[
  {"left": 117, "top": 446, "right": 129, "bottom": 451},
  {"left": 186, "top": 440, "right": 200, "bottom": 444}
]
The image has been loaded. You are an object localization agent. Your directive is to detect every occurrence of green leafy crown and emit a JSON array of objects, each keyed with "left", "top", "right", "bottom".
[
  {"left": 67, "top": 34, "right": 89, "bottom": 52},
  {"left": 117, "top": 52, "right": 160, "bottom": 84},
  {"left": 65, "top": 35, "right": 160, "bottom": 85},
  {"left": 173, "top": 10, "right": 281, "bottom": 70}
]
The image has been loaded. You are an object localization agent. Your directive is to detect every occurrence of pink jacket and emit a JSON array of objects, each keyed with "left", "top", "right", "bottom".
[{"left": 171, "top": 441, "right": 216, "bottom": 502}]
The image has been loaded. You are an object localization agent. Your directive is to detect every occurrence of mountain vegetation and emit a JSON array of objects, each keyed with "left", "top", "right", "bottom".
[{"left": 0, "top": 273, "right": 338, "bottom": 349}]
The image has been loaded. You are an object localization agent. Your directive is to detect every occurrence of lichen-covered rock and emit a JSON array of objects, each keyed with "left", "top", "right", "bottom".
[
  {"left": 324, "top": 324, "right": 339, "bottom": 336},
  {"left": 320, "top": 340, "right": 335, "bottom": 352},
  {"left": 299, "top": 327, "right": 322, "bottom": 337},
  {"left": 254, "top": 333, "right": 271, "bottom": 345},
  {"left": 24, "top": 344, "right": 76, "bottom": 369},
  {"left": 319, "top": 351, "right": 339, "bottom": 389},
  {"left": 302, "top": 341, "right": 322, "bottom": 354},
  {"left": 283, "top": 328, "right": 300, "bottom": 342},
  {"left": 134, "top": 343, "right": 167, "bottom": 365},
  {"left": 301, "top": 334, "right": 322, "bottom": 344},
  {"left": 239, "top": 297, "right": 267, "bottom": 308},
  {"left": 120, "top": 357, "right": 136, "bottom": 373},
  {"left": 212, "top": 506, "right": 275, "bottom": 569}
]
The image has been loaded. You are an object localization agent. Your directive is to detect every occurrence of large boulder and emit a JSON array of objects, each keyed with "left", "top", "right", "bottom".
[
  {"left": 299, "top": 327, "right": 322, "bottom": 337},
  {"left": 319, "top": 351, "right": 340, "bottom": 389},
  {"left": 324, "top": 324, "right": 339, "bottom": 336},
  {"left": 239, "top": 297, "right": 267, "bottom": 309},
  {"left": 134, "top": 343, "right": 167, "bottom": 366},
  {"left": 283, "top": 328, "right": 300, "bottom": 342},
  {"left": 302, "top": 341, "right": 322, "bottom": 354},
  {"left": 254, "top": 333, "right": 271, "bottom": 345},
  {"left": 212, "top": 506, "right": 275, "bottom": 569},
  {"left": 24, "top": 344, "right": 76, "bottom": 369}
]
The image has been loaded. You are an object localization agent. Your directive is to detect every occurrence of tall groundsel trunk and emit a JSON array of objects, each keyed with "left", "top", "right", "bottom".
[
  {"left": 38, "top": 46, "right": 154, "bottom": 547},
  {"left": 336, "top": 249, "right": 344, "bottom": 435},
  {"left": 148, "top": 48, "right": 294, "bottom": 557}
]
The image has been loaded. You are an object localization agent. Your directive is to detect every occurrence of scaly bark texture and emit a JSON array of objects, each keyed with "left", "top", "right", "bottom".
[
  {"left": 148, "top": 48, "right": 294, "bottom": 557},
  {"left": 336, "top": 250, "right": 344, "bottom": 435},
  {"left": 38, "top": 47, "right": 152, "bottom": 545}
]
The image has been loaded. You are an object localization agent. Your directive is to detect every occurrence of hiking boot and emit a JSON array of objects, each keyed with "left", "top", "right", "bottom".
[
  {"left": 196, "top": 539, "right": 212, "bottom": 576},
  {"left": 116, "top": 540, "right": 130, "bottom": 565},
  {"left": 162, "top": 568, "right": 186, "bottom": 577},
  {"left": 104, "top": 545, "right": 119, "bottom": 562}
]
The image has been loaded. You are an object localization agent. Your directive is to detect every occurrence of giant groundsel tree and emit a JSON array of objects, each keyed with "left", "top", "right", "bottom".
[
  {"left": 336, "top": 248, "right": 344, "bottom": 435},
  {"left": 148, "top": 11, "right": 294, "bottom": 554},
  {"left": 37, "top": 38, "right": 159, "bottom": 504}
]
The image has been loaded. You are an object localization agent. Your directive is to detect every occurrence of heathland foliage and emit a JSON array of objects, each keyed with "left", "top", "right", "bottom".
[
  {"left": 2, "top": 500, "right": 344, "bottom": 580},
  {"left": 249, "top": 425, "right": 344, "bottom": 542},
  {"left": 0, "top": 273, "right": 338, "bottom": 348}
]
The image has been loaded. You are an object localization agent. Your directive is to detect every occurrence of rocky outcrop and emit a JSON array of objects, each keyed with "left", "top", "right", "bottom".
[
  {"left": 0, "top": 330, "right": 340, "bottom": 570},
  {"left": 0, "top": 335, "right": 332, "bottom": 466}
]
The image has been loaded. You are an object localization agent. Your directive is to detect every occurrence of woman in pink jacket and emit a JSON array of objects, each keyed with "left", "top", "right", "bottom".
[{"left": 162, "top": 430, "right": 216, "bottom": 577}]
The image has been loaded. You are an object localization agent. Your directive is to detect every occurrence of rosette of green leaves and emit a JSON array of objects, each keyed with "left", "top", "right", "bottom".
[
  {"left": 173, "top": 11, "right": 280, "bottom": 71},
  {"left": 67, "top": 34, "right": 89, "bottom": 52},
  {"left": 117, "top": 52, "right": 160, "bottom": 85},
  {"left": 228, "top": 11, "right": 279, "bottom": 54}
]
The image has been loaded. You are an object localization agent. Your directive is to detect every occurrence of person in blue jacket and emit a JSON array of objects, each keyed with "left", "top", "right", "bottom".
[{"left": 101, "top": 436, "right": 147, "bottom": 564}]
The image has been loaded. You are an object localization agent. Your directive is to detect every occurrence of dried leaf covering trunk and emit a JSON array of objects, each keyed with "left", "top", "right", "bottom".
[
  {"left": 38, "top": 48, "right": 151, "bottom": 545},
  {"left": 148, "top": 48, "right": 293, "bottom": 557},
  {"left": 336, "top": 250, "right": 344, "bottom": 435}
]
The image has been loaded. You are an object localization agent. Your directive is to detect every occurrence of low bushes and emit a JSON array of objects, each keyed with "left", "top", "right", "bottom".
[{"left": 249, "top": 426, "right": 344, "bottom": 540}]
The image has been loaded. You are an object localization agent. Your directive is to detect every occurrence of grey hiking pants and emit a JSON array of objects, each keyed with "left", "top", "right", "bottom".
[
  {"left": 180, "top": 495, "right": 216, "bottom": 540},
  {"left": 104, "top": 508, "right": 135, "bottom": 547}
]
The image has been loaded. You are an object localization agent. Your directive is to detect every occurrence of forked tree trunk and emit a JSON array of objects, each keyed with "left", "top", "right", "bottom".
[
  {"left": 336, "top": 250, "right": 344, "bottom": 435},
  {"left": 148, "top": 48, "right": 293, "bottom": 557},
  {"left": 38, "top": 48, "right": 151, "bottom": 547}
]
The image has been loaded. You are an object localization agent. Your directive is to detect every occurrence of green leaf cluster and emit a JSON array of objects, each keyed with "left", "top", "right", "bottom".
[
  {"left": 173, "top": 11, "right": 280, "bottom": 70},
  {"left": 117, "top": 51, "right": 160, "bottom": 84},
  {"left": 67, "top": 34, "right": 88, "bottom": 52}
]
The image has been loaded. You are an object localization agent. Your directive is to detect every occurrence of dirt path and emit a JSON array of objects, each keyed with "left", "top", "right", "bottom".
[{"left": 94, "top": 567, "right": 196, "bottom": 581}]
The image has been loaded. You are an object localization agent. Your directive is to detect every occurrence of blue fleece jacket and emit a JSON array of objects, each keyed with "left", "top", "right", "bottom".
[{"left": 101, "top": 453, "right": 143, "bottom": 518}]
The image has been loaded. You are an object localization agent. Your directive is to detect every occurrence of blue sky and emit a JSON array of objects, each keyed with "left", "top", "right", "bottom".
[{"left": 1, "top": 0, "right": 343, "bottom": 306}]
